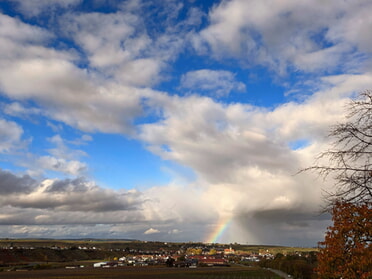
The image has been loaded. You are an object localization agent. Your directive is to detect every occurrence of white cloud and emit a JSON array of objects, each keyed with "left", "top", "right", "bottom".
[
  {"left": 34, "top": 156, "right": 87, "bottom": 176},
  {"left": 137, "top": 75, "right": 372, "bottom": 244},
  {"left": 144, "top": 228, "right": 160, "bottom": 235},
  {"left": 59, "top": 10, "right": 172, "bottom": 87},
  {"left": 3, "top": 102, "right": 41, "bottom": 118},
  {"left": 11, "top": 134, "right": 89, "bottom": 177},
  {"left": 117, "top": 58, "right": 164, "bottom": 87},
  {"left": 0, "top": 37, "right": 144, "bottom": 133},
  {"left": 60, "top": 11, "right": 141, "bottom": 69},
  {"left": 195, "top": 0, "right": 372, "bottom": 74},
  {"left": 0, "top": 13, "right": 51, "bottom": 43},
  {"left": 46, "top": 135, "right": 87, "bottom": 160},
  {"left": 140, "top": 95, "right": 297, "bottom": 183},
  {"left": 0, "top": 171, "right": 211, "bottom": 242},
  {"left": 0, "top": 118, "right": 25, "bottom": 153},
  {"left": 0, "top": 9, "right": 186, "bottom": 135},
  {"left": 181, "top": 69, "right": 246, "bottom": 97},
  {"left": 0, "top": 0, "right": 371, "bottom": 245},
  {"left": 0, "top": 158, "right": 330, "bottom": 245}
]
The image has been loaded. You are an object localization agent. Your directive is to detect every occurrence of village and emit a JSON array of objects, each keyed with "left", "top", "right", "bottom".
[
  {"left": 0, "top": 240, "right": 319, "bottom": 278},
  {"left": 91, "top": 245, "right": 271, "bottom": 268},
  {"left": 0, "top": 240, "right": 280, "bottom": 269}
]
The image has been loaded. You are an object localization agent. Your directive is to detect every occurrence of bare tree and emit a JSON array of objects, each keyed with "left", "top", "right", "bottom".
[{"left": 303, "top": 90, "right": 372, "bottom": 207}]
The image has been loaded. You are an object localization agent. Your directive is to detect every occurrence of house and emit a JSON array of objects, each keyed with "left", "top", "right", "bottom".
[
  {"left": 224, "top": 247, "right": 235, "bottom": 254},
  {"left": 93, "top": 261, "right": 108, "bottom": 268}
]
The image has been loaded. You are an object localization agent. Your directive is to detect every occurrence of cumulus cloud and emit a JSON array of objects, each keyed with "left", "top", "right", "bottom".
[
  {"left": 0, "top": 58, "right": 144, "bottom": 134},
  {"left": 0, "top": 169, "right": 36, "bottom": 194},
  {"left": 194, "top": 0, "right": 372, "bottom": 74},
  {"left": 142, "top": 71, "right": 372, "bottom": 182},
  {"left": 8, "top": 179, "right": 140, "bottom": 212},
  {"left": 0, "top": 170, "right": 146, "bottom": 222},
  {"left": 137, "top": 78, "right": 372, "bottom": 244},
  {"left": 0, "top": 13, "right": 146, "bottom": 134},
  {"left": 0, "top": 0, "right": 371, "bottom": 245},
  {"left": 0, "top": 5, "right": 195, "bottom": 135},
  {"left": 12, "top": 134, "right": 89, "bottom": 177},
  {"left": 0, "top": 164, "right": 336, "bottom": 244},
  {"left": 180, "top": 69, "right": 246, "bottom": 97},
  {"left": 60, "top": 11, "right": 145, "bottom": 69},
  {"left": 140, "top": 95, "right": 298, "bottom": 183},
  {"left": 0, "top": 13, "right": 51, "bottom": 43},
  {"left": 0, "top": 169, "right": 215, "bottom": 243},
  {"left": 58, "top": 4, "right": 191, "bottom": 87}
]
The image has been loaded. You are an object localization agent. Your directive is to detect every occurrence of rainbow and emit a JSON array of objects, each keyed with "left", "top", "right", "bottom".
[{"left": 206, "top": 216, "right": 232, "bottom": 243}]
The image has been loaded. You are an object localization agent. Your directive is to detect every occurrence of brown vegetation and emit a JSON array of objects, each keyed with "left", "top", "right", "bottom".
[{"left": 317, "top": 201, "right": 371, "bottom": 279}]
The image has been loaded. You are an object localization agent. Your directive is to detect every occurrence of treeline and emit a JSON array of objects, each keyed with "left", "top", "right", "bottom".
[
  {"left": 0, "top": 247, "right": 124, "bottom": 265},
  {"left": 259, "top": 252, "right": 317, "bottom": 279}
]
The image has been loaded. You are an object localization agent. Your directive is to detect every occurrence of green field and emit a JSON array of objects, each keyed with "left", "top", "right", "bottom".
[{"left": 0, "top": 265, "right": 282, "bottom": 279}]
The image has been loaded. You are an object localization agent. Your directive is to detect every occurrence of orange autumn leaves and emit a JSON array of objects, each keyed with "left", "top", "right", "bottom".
[{"left": 317, "top": 201, "right": 372, "bottom": 279}]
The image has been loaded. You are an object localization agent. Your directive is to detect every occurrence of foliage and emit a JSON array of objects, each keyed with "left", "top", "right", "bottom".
[
  {"left": 33, "top": 263, "right": 54, "bottom": 270},
  {"left": 165, "top": 257, "right": 175, "bottom": 267},
  {"left": 178, "top": 254, "right": 186, "bottom": 261},
  {"left": 185, "top": 248, "right": 202, "bottom": 255},
  {"left": 209, "top": 248, "right": 217, "bottom": 255},
  {"left": 259, "top": 252, "right": 317, "bottom": 279},
  {"left": 317, "top": 201, "right": 372, "bottom": 279},
  {"left": 304, "top": 91, "right": 372, "bottom": 278}
]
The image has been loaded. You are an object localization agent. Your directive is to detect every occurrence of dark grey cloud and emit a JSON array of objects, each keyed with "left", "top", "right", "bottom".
[
  {"left": 45, "top": 177, "right": 89, "bottom": 193},
  {"left": 234, "top": 208, "right": 331, "bottom": 246},
  {"left": 1, "top": 0, "right": 371, "bottom": 246},
  {"left": 0, "top": 169, "right": 36, "bottom": 194},
  {"left": 249, "top": 208, "right": 329, "bottom": 227},
  {"left": 0, "top": 170, "right": 146, "bottom": 221}
]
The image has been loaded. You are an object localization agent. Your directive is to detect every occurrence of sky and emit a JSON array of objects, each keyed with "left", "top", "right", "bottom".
[{"left": 0, "top": 0, "right": 372, "bottom": 247}]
